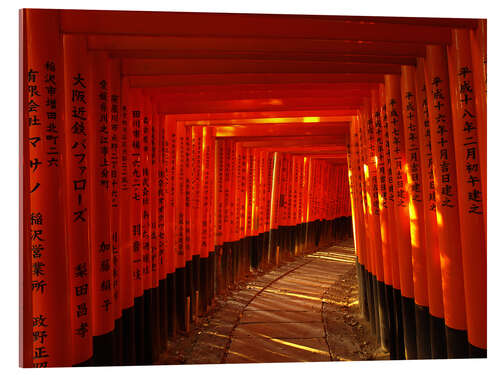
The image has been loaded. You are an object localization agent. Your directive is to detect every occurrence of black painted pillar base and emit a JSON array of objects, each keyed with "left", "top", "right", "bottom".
[
  {"left": 415, "top": 304, "right": 432, "bottom": 359},
  {"left": 365, "top": 271, "right": 375, "bottom": 334},
  {"left": 166, "top": 273, "right": 177, "bottom": 338},
  {"left": 199, "top": 256, "right": 209, "bottom": 313},
  {"left": 143, "top": 288, "right": 154, "bottom": 365},
  {"left": 208, "top": 251, "right": 216, "bottom": 304},
  {"left": 469, "top": 344, "right": 487, "bottom": 358},
  {"left": 185, "top": 259, "right": 194, "bottom": 320},
  {"left": 429, "top": 314, "right": 447, "bottom": 359},
  {"left": 73, "top": 357, "right": 93, "bottom": 367},
  {"left": 134, "top": 294, "right": 145, "bottom": 364},
  {"left": 445, "top": 325, "right": 469, "bottom": 358},
  {"left": 175, "top": 267, "right": 187, "bottom": 333},
  {"left": 113, "top": 315, "right": 123, "bottom": 365},
  {"left": 371, "top": 274, "right": 381, "bottom": 344},
  {"left": 159, "top": 278, "right": 168, "bottom": 353},
  {"left": 377, "top": 280, "right": 390, "bottom": 352},
  {"left": 121, "top": 304, "right": 136, "bottom": 365},
  {"left": 92, "top": 330, "right": 115, "bottom": 366},
  {"left": 262, "top": 232, "right": 270, "bottom": 269},
  {"left": 192, "top": 254, "right": 201, "bottom": 319},
  {"left": 215, "top": 245, "right": 224, "bottom": 294},
  {"left": 230, "top": 241, "right": 239, "bottom": 284},
  {"left": 385, "top": 284, "right": 398, "bottom": 360},
  {"left": 153, "top": 285, "right": 161, "bottom": 363},
  {"left": 400, "top": 295, "right": 417, "bottom": 359},
  {"left": 358, "top": 263, "right": 369, "bottom": 321},
  {"left": 392, "top": 288, "right": 406, "bottom": 359}
]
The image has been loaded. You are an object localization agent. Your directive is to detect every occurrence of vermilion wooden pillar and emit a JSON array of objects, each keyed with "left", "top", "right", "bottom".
[
  {"left": 164, "top": 115, "right": 177, "bottom": 337},
  {"left": 385, "top": 74, "right": 417, "bottom": 359},
  {"left": 108, "top": 58, "right": 123, "bottom": 366},
  {"left": 425, "top": 44, "right": 468, "bottom": 358},
  {"left": 25, "top": 9, "right": 73, "bottom": 368},
  {"left": 400, "top": 65, "right": 431, "bottom": 359},
  {"left": 63, "top": 33, "right": 94, "bottom": 367},
  {"left": 89, "top": 51, "right": 114, "bottom": 365},
  {"left": 414, "top": 57, "right": 447, "bottom": 359},
  {"left": 371, "top": 89, "right": 395, "bottom": 356},
  {"left": 119, "top": 77, "right": 136, "bottom": 364},
  {"left": 448, "top": 29, "right": 486, "bottom": 357},
  {"left": 469, "top": 20, "right": 487, "bottom": 228}
]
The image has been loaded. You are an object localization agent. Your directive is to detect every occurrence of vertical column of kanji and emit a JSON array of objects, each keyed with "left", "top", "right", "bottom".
[
  {"left": 277, "top": 154, "right": 288, "bottom": 254},
  {"left": 469, "top": 20, "right": 486, "bottom": 227},
  {"left": 127, "top": 88, "right": 144, "bottom": 364},
  {"left": 108, "top": 59, "right": 122, "bottom": 366},
  {"left": 367, "top": 94, "right": 388, "bottom": 342},
  {"left": 119, "top": 77, "right": 135, "bottom": 364},
  {"left": 303, "top": 158, "right": 310, "bottom": 249},
  {"left": 21, "top": 10, "right": 32, "bottom": 368},
  {"left": 297, "top": 157, "right": 306, "bottom": 252},
  {"left": 25, "top": 10, "right": 72, "bottom": 368},
  {"left": 250, "top": 148, "right": 260, "bottom": 268},
  {"left": 220, "top": 140, "right": 229, "bottom": 283},
  {"left": 312, "top": 160, "right": 318, "bottom": 246},
  {"left": 214, "top": 139, "right": 224, "bottom": 293},
  {"left": 269, "top": 153, "right": 280, "bottom": 264},
  {"left": 447, "top": 29, "right": 486, "bottom": 357},
  {"left": 62, "top": 33, "right": 94, "bottom": 367},
  {"left": 359, "top": 105, "right": 381, "bottom": 343},
  {"left": 184, "top": 124, "right": 194, "bottom": 325},
  {"left": 385, "top": 74, "right": 418, "bottom": 359},
  {"left": 223, "top": 141, "right": 234, "bottom": 284},
  {"left": 265, "top": 152, "right": 275, "bottom": 262},
  {"left": 291, "top": 156, "right": 299, "bottom": 254},
  {"left": 206, "top": 128, "right": 217, "bottom": 304},
  {"left": 139, "top": 94, "right": 154, "bottom": 364},
  {"left": 164, "top": 115, "right": 177, "bottom": 337},
  {"left": 148, "top": 98, "right": 160, "bottom": 362},
  {"left": 174, "top": 119, "right": 187, "bottom": 332},
  {"left": 414, "top": 58, "right": 447, "bottom": 359},
  {"left": 266, "top": 151, "right": 273, "bottom": 259},
  {"left": 233, "top": 143, "right": 243, "bottom": 279},
  {"left": 353, "top": 117, "right": 370, "bottom": 321},
  {"left": 154, "top": 105, "right": 167, "bottom": 353},
  {"left": 400, "top": 65, "right": 432, "bottom": 359},
  {"left": 287, "top": 155, "right": 295, "bottom": 250},
  {"left": 191, "top": 126, "right": 203, "bottom": 318},
  {"left": 357, "top": 112, "right": 375, "bottom": 333},
  {"left": 240, "top": 147, "right": 250, "bottom": 273},
  {"left": 347, "top": 129, "right": 367, "bottom": 320},
  {"left": 245, "top": 148, "right": 254, "bottom": 268},
  {"left": 88, "top": 51, "right": 114, "bottom": 365},
  {"left": 230, "top": 142, "right": 240, "bottom": 282},
  {"left": 310, "top": 159, "right": 318, "bottom": 246},
  {"left": 305, "top": 156, "right": 313, "bottom": 249},
  {"left": 199, "top": 127, "right": 211, "bottom": 312},
  {"left": 258, "top": 151, "right": 267, "bottom": 266},
  {"left": 380, "top": 86, "right": 406, "bottom": 360},
  {"left": 372, "top": 88, "right": 396, "bottom": 359},
  {"left": 425, "top": 45, "right": 468, "bottom": 358},
  {"left": 373, "top": 92, "right": 393, "bottom": 292},
  {"left": 180, "top": 123, "right": 192, "bottom": 330},
  {"left": 295, "top": 157, "right": 302, "bottom": 249},
  {"left": 254, "top": 150, "right": 263, "bottom": 266}
]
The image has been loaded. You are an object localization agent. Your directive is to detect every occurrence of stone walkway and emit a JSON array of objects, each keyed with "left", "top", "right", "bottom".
[
  {"left": 225, "top": 240, "right": 358, "bottom": 363},
  {"left": 157, "top": 238, "right": 384, "bottom": 365}
]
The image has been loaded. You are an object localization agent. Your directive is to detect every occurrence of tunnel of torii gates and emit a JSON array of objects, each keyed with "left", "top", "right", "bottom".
[{"left": 20, "top": 8, "right": 487, "bottom": 368}]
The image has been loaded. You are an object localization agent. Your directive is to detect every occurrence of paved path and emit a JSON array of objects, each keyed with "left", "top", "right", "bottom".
[
  {"left": 157, "top": 238, "right": 381, "bottom": 365},
  {"left": 224, "top": 239, "right": 357, "bottom": 363}
]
